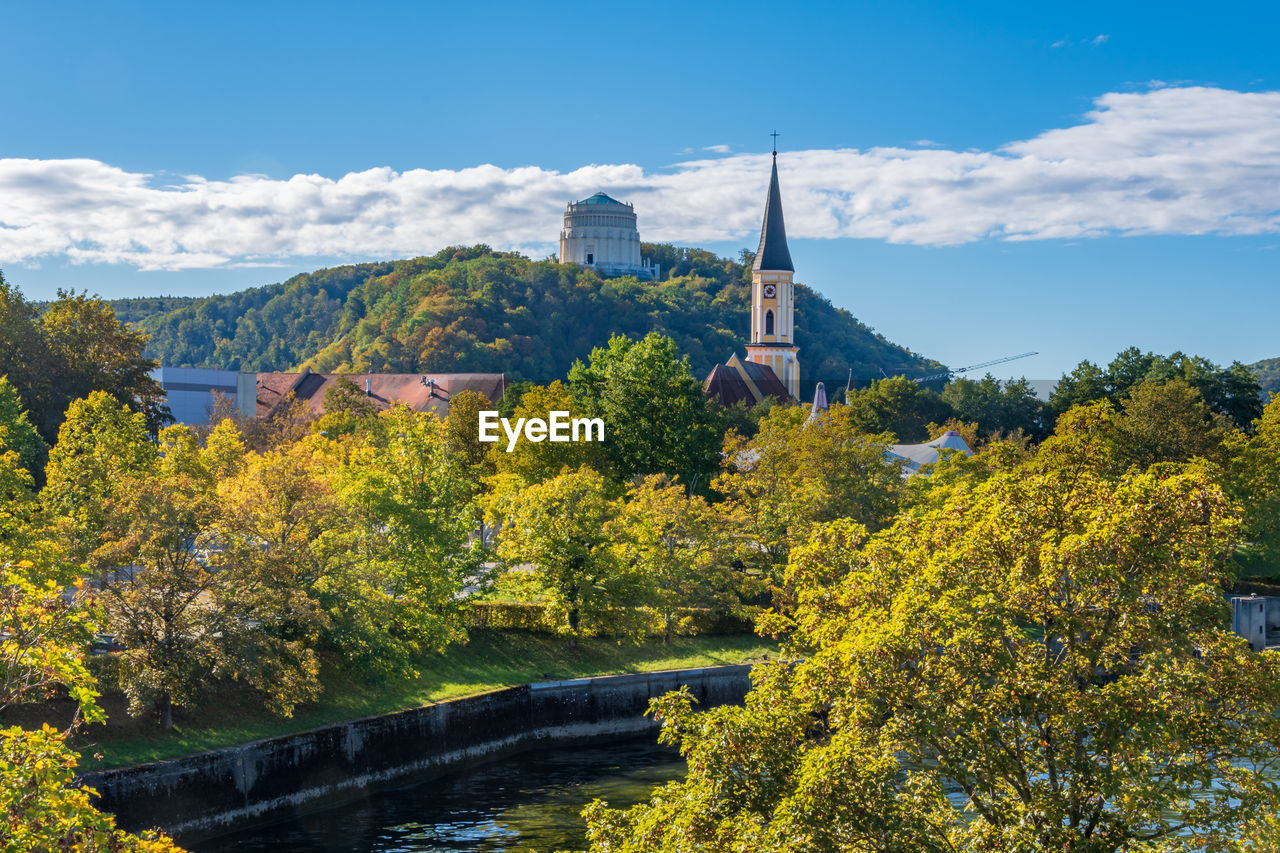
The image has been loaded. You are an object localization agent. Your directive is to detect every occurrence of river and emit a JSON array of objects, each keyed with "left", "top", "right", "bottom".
[{"left": 188, "top": 736, "right": 684, "bottom": 853}]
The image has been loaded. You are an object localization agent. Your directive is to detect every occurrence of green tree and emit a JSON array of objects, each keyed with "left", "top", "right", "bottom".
[
  {"left": 1110, "top": 379, "right": 1234, "bottom": 469},
  {"left": 39, "top": 289, "right": 170, "bottom": 435},
  {"left": 714, "top": 403, "right": 900, "bottom": 579},
  {"left": 844, "top": 375, "right": 952, "bottom": 443},
  {"left": 940, "top": 374, "right": 1046, "bottom": 441},
  {"left": 91, "top": 427, "right": 226, "bottom": 729},
  {"left": 43, "top": 392, "right": 157, "bottom": 573},
  {"left": 444, "top": 389, "right": 496, "bottom": 539},
  {"left": 0, "top": 561, "right": 184, "bottom": 851},
  {"left": 489, "top": 381, "right": 603, "bottom": 489},
  {"left": 587, "top": 428, "right": 1280, "bottom": 852},
  {"left": 1052, "top": 347, "right": 1263, "bottom": 430},
  {"left": 314, "top": 376, "right": 381, "bottom": 438},
  {"left": 336, "top": 407, "right": 481, "bottom": 671},
  {"left": 569, "top": 333, "right": 723, "bottom": 492},
  {"left": 0, "top": 376, "right": 47, "bottom": 479},
  {"left": 491, "top": 466, "right": 627, "bottom": 644},
  {"left": 1227, "top": 393, "right": 1280, "bottom": 572},
  {"left": 609, "top": 475, "right": 749, "bottom": 644}
]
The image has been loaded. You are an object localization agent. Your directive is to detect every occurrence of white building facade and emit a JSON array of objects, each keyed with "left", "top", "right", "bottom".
[{"left": 559, "top": 192, "right": 659, "bottom": 279}]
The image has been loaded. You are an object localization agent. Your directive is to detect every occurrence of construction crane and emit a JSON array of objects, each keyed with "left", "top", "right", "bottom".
[{"left": 913, "top": 351, "right": 1038, "bottom": 384}]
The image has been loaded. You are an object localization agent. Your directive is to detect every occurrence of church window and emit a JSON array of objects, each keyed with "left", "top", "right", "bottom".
[
  {"left": 586, "top": 252, "right": 594, "bottom": 265},
  {"left": 765, "top": 310, "right": 775, "bottom": 335}
]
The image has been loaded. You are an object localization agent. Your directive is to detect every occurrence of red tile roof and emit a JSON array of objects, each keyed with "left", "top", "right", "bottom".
[{"left": 256, "top": 370, "right": 505, "bottom": 418}]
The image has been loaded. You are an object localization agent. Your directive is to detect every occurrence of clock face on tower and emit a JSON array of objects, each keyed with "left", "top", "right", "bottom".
[{"left": 763, "top": 284, "right": 776, "bottom": 298}]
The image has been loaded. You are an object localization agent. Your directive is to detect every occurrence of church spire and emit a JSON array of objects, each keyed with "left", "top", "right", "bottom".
[{"left": 753, "top": 151, "right": 794, "bottom": 272}]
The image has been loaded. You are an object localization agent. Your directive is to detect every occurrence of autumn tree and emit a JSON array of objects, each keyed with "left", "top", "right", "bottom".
[
  {"left": 43, "top": 392, "right": 157, "bottom": 573},
  {"left": 714, "top": 403, "right": 901, "bottom": 579},
  {"left": 488, "top": 380, "right": 603, "bottom": 489},
  {"left": 490, "top": 466, "right": 627, "bottom": 644},
  {"left": 586, "top": 424, "right": 1280, "bottom": 852},
  {"left": 334, "top": 407, "right": 482, "bottom": 671},
  {"left": 1227, "top": 393, "right": 1280, "bottom": 573},
  {"left": 39, "top": 289, "right": 170, "bottom": 434},
  {"left": 609, "top": 475, "right": 747, "bottom": 644},
  {"left": 91, "top": 427, "right": 225, "bottom": 729},
  {"left": 0, "top": 561, "right": 183, "bottom": 851},
  {"left": 0, "top": 376, "right": 47, "bottom": 480}
]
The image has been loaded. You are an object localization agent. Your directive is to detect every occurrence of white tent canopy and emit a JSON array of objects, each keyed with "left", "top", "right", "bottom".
[{"left": 886, "top": 430, "right": 974, "bottom": 476}]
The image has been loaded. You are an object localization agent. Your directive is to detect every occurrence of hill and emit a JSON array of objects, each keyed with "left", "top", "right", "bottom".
[
  {"left": 1250, "top": 357, "right": 1280, "bottom": 397},
  {"left": 113, "top": 245, "right": 940, "bottom": 394}
]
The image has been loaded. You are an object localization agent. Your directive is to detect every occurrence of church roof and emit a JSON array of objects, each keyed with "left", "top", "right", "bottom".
[
  {"left": 576, "top": 192, "right": 625, "bottom": 206},
  {"left": 703, "top": 354, "right": 790, "bottom": 407},
  {"left": 753, "top": 155, "right": 794, "bottom": 272}
]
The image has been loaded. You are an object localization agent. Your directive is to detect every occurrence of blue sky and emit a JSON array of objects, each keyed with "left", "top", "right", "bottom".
[{"left": 2, "top": 0, "right": 1278, "bottom": 377}]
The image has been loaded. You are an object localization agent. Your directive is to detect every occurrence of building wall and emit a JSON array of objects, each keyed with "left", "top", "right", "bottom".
[
  {"left": 151, "top": 367, "right": 256, "bottom": 425},
  {"left": 559, "top": 199, "right": 657, "bottom": 278},
  {"left": 747, "top": 269, "right": 799, "bottom": 399}
]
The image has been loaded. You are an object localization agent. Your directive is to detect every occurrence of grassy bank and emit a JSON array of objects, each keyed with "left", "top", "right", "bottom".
[{"left": 70, "top": 630, "right": 775, "bottom": 770}]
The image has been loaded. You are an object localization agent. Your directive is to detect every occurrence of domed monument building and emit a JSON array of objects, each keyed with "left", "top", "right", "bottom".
[{"left": 558, "top": 192, "right": 660, "bottom": 279}]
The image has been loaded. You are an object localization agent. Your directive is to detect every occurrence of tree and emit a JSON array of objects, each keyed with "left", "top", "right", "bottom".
[
  {"left": 0, "top": 376, "right": 47, "bottom": 479},
  {"left": 334, "top": 407, "right": 481, "bottom": 672},
  {"left": 586, "top": 428, "right": 1280, "bottom": 852},
  {"left": 444, "top": 390, "right": 496, "bottom": 540},
  {"left": 490, "top": 467, "right": 626, "bottom": 644},
  {"left": 609, "top": 475, "right": 748, "bottom": 644},
  {"left": 1110, "top": 380, "right": 1234, "bottom": 469},
  {"left": 0, "top": 562, "right": 183, "bottom": 851},
  {"left": 714, "top": 403, "right": 901, "bottom": 580},
  {"left": 1052, "top": 347, "right": 1263, "bottom": 430},
  {"left": 1227, "top": 393, "right": 1280, "bottom": 572},
  {"left": 940, "top": 374, "right": 1047, "bottom": 441},
  {"left": 489, "top": 380, "right": 603, "bottom": 489},
  {"left": 39, "top": 289, "right": 170, "bottom": 435},
  {"left": 843, "top": 376, "right": 951, "bottom": 443},
  {"left": 569, "top": 333, "right": 723, "bottom": 492},
  {"left": 43, "top": 392, "right": 157, "bottom": 572},
  {"left": 90, "top": 427, "right": 225, "bottom": 729},
  {"left": 314, "top": 376, "right": 381, "bottom": 438}
]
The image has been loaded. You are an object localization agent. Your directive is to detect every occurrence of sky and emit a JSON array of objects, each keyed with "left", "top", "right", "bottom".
[{"left": 2, "top": 0, "right": 1278, "bottom": 379}]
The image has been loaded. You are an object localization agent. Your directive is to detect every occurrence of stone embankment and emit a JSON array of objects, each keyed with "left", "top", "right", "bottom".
[{"left": 80, "top": 664, "right": 752, "bottom": 843}]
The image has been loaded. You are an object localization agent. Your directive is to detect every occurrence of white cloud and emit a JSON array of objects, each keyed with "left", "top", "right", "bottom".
[
  {"left": 703, "top": 144, "right": 733, "bottom": 154},
  {"left": 1091, "top": 34, "right": 1110, "bottom": 46},
  {"left": 1, "top": 86, "right": 1278, "bottom": 270}
]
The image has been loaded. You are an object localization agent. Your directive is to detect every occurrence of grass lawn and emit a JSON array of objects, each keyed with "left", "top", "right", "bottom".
[{"left": 69, "top": 630, "right": 776, "bottom": 771}]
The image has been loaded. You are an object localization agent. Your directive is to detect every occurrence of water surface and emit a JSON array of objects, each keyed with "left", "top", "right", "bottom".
[{"left": 190, "top": 737, "right": 683, "bottom": 853}]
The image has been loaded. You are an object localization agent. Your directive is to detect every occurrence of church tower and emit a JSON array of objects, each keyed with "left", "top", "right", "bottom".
[{"left": 745, "top": 150, "right": 800, "bottom": 399}]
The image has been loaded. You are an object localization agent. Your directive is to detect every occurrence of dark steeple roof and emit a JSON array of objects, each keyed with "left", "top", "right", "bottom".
[{"left": 752, "top": 153, "right": 794, "bottom": 272}]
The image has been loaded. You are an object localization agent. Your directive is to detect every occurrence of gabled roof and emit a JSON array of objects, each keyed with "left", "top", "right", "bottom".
[
  {"left": 256, "top": 371, "right": 505, "bottom": 419},
  {"left": 703, "top": 354, "right": 791, "bottom": 407},
  {"left": 753, "top": 155, "right": 794, "bottom": 273}
]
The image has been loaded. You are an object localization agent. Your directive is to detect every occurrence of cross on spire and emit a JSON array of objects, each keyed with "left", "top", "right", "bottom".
[{"left": 770, "top": 130, "right": 780, "bottom": 156}]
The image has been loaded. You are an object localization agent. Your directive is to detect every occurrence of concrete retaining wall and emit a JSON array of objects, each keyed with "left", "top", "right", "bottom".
[{"left": 79, "top": 664, "right": 752, "bottom": 843}]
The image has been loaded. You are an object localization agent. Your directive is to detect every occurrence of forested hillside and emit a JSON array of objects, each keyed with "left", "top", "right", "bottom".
[
  {"left": 1251, "top": 357, "right": 1280, "bottom": 396},
  {"left": 113, "top": 245, "right": 938, "bottom": 390}
]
